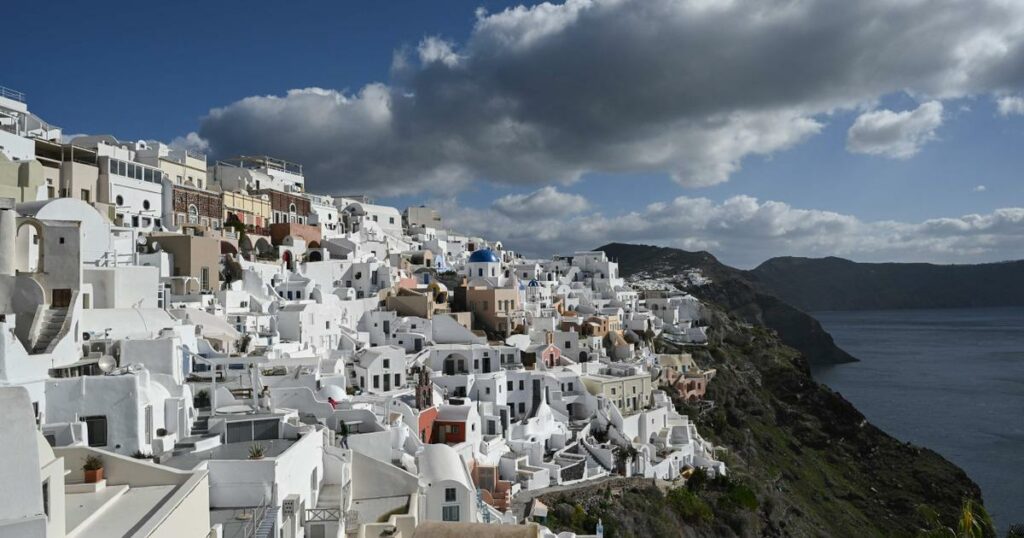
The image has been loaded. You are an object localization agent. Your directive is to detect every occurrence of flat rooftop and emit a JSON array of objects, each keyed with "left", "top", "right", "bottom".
[
  {"left": 66, "top": 483, "right": 177, "bottom": 537},
  {"left": 162, "top": 438, "right": 297, "bottom": 470}
]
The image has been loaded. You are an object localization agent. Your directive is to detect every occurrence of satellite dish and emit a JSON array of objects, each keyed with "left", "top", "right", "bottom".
[{"left": 97, "top": 355, "right": 117, "bottom": 373}]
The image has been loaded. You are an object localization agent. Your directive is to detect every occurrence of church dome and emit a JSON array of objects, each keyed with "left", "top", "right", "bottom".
[{"left": 468, "top": 248, "right": 501, "bottom": 263}]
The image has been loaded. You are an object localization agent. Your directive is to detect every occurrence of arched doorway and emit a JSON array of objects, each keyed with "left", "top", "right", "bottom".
[
  {"left": 15, "top": 219, "right": 44, "bottom": 273},
  {"left": 442, "top": 353, "right": 469, "bottom": 375}
]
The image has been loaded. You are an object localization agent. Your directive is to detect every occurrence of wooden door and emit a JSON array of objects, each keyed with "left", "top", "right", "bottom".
[{"left": 52, "top": 289, "right": 72, "bottom": 308}]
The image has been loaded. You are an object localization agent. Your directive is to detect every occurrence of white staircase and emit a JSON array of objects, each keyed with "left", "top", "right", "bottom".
[{"left": 32, "top": 307, "right": 68, "bottom": 354}]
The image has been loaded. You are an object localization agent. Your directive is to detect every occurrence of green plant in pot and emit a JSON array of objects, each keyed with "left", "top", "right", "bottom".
[
  {"left": 83, "top": 454, "right": 104, "bottom": 483},
  {"left": 248, "top": 443, "right": 265, "bottom": 460}
]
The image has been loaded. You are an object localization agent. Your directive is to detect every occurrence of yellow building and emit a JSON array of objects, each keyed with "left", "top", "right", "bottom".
[
  {"left": 222, "top": 190, "right": 272, "bottom": 232},
  {"left": 582, "top": 372, "right": 653, "bottom": 415}
]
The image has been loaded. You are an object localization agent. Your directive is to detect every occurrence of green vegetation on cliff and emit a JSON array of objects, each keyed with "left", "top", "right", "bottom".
[{"left": 539, "top": 244, "right": 987, "bottom": 536}]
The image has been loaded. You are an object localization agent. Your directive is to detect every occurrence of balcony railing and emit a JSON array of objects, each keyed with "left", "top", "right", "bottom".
[
  {"left": 305, "top": 508, "right": 341, "bottom": 522},
  {"left": 0, "top": 86, "right": 25, "bottom": 102}
]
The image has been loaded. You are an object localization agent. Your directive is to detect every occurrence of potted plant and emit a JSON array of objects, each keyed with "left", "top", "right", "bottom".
[
  {"left": 83, "top": 454, "right": 104, "bottom": 483},
  {"left": 248, "top": 443, "right": 265, "bottom": 460}
]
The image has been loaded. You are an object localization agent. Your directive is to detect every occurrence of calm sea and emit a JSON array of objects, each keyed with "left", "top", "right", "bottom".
[{"left": 812, "top": 307, "right": 1024, "bottom": 530}]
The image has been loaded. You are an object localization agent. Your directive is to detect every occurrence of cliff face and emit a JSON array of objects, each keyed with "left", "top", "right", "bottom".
[
  {"left": 538, "top": 269, "right": 982, "bottom": 537},
  {"left": 597, "top": 243, "right": 854, "bottom": 364},
  {"left": 747, "top": 256, "right": 1024, "bottom": 312},
  {"left": 544, "top": 242, "right": 986, "bottom": 537}
]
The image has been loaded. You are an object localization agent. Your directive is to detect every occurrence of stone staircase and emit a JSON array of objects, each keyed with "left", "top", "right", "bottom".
[
  {"left": 32, "top": 307, "right": 68, "bottom": 354},
  {"left": 581, "top": 441, "right": 614, "bottom": 473}
]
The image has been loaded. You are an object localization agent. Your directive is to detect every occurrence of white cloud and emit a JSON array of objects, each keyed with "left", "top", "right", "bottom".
[
  {"left": 846, "top": 101, "right": 944, "bottom": 159},
  {"left": 186, "top": 0, "right": 1024, "bottom": 195},
  {"left": 437, "top": 193, "right": 1024, "bottom": 268},
  {"left": 974, "top": 184, "right": 987, "bottom": 192},
  {"left": 996, "top": 95, "right": 1024, "bottom": 116},
  {"left": 492, "top": 186, "right": 590, "bottom": 217},
  {"left": 417, "top": 37, "right": 462, "bottom": 67},
  {"left": 169, "top": 131, "right": 210, "bottom": 153}
]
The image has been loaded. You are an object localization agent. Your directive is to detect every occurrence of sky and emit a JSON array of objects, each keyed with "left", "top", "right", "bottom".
[{"left": 4, "top": 0, "right": 1024, "bottom": 268}]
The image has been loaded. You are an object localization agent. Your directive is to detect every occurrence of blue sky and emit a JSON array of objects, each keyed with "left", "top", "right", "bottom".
[{"left": 4, "top": 0, "right": 1023, "bottom": 267}]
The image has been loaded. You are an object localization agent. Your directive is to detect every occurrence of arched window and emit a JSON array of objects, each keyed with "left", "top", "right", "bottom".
[
  {"left": 188, "top": 204, "right": 199, "bottom": 224},
  {"left": 288, "top": 203, "right": 297, "bottom": 223}
]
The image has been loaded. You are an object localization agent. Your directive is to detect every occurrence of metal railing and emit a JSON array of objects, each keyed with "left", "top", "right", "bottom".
[
  {"left": 0, "top": 86, "right": 25, "bottom": 102},
  {"left": 305, "top": 507, "right": 341, "bottom": 522}
]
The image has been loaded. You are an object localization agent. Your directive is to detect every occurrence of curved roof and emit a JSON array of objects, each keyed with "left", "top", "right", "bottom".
[
  {"left": 418, "top": 444, "right": 473, "bottom": 490},
  {"left": 468, "top": 248, "right": 500, "bottom": 263}
]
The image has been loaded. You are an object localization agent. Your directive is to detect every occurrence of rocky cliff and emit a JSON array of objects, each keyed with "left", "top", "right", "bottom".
[{"left": 539, "top": 292, "right": 982, "bottom": 537}]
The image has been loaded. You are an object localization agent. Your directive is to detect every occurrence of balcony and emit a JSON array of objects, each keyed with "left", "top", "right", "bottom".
[{"left": 0, "top": 85, "right": 25, "bottom": 102}]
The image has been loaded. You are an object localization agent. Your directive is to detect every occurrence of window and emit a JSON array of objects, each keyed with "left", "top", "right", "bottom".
[
  {"left": 201, "top": 267, "right": 210, "bottom": 291},
  {"left": 383, "top": 359, "right": 390, "bottom": 369},
  {"left": 144, "top": 168, "right": 153, "bottom": 182},
  {"left": 188, "top": 204, "right": 199, "bottom": 224},
  {"left": 485, "top": 387, "right": 491, "bottom": 395},
  {"left": 389, "top": 217, "right": 395, "bottom": 224},
  {"left": 143, "top": 199, "right": 151, "bottom": 210},
  {"left": 518, "top": 402, "right": 525, "bottom": 413},
  {"left": 442, "top": 505, "right": 459, "bottom": 521},
  {"left": 115, "top": 195, "right": 124, "bottom": 206},
  {"left": 373, "top": 375, "right": 380, "bottom": 389},
  {"left": 507, "top": 381, "right": 513, "bottom": 391},
  {"left": 445, "top": 487, "right": 458, "bottom": 502},
  {"left": 394, "top": 373, "right": 400, "bottom": 387},
  {"left": 518, "top": 380, "right": 524, "bottom": 390},
  {"left": 80, "top": 189, "right": 90, "bottom": 202},
  {"left": 118, "top": 160, "right": 127, "bottom": 176},
  {"left": 42, "top": 480, "right": 50, "bottom": 519},
  {"left": 82, "top": 415, "right": 108, "bottom": 447}
]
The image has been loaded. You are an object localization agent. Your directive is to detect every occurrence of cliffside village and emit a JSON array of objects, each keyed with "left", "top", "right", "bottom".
[{"left": 0, "top": 87, "right": 723, "bottom": 538}]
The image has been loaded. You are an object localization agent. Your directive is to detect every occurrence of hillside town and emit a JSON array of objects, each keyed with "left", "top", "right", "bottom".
[{"left": 0, "top": 87, "right": 724, "bottom": 538}]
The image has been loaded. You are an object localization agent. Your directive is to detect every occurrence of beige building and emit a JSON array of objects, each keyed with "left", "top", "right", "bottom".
[
  {"left": 386, "top": 283, "right": 450, "bottom": 319},
  {"left": 34, "top": 140, "right": 100, "bottom": 203},
  {"left": 136, "top": 141, "right": 208, "bottom": 190},
  {"left": 582, "top": 372, "right": 653, "bottom": 415},
  {"left": 146, "top": 232, "right": 222, "bottom": 294},
  {"left": 463, "top": 284, "right": 521, "bottom": 333},
  {"left": 0, "top": 152, "right": 44, "bottom": 202}
]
